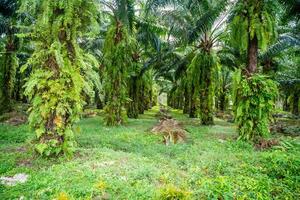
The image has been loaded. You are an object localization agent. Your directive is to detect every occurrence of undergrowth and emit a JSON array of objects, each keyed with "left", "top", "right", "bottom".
[{"left": 0, "top": 107, "right": 299, "bottom": 199}]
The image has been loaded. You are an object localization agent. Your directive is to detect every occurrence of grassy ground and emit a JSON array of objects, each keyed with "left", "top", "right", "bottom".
[{"left": 0, "top": 107, "right": 299, "bottom": 199}]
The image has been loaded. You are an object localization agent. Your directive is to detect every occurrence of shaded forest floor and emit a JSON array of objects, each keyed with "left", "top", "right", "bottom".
[{"left": 0, "top": 107, "right": 300, "bottom": 199}]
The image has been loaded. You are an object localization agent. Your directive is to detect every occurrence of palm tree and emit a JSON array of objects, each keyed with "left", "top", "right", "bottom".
[
  {"left": 261, "top": 0, "right": 300, "bottom": 115},
  {"left": 100, "top": 0, "right": 137, "bottom": 125},
  {"left": 260, "top": 34, "right": 300, "bottom": 74},
  {"left": 259, "top": 1, "right": 300, "bottom": 74},
  {"left": 20, "top": 0, "right": 100, "bottom": 156},
  {"left": 148, "top": 0, "right": 228, "bottom": 124},
  {"left": 230, "top": 0, "right": 278, "bottom": 74},
  {"left": 276, "top": 51, "right": 300, "bottom": 115},
  {"left": 230, "top": 0, "right": 279, "bottom": 140},
  {"left": 101, "top": 0, "right": 163, "bottom": 122},
  {"left": 0, "top": 0, "right": 19, "bottom": 114}
]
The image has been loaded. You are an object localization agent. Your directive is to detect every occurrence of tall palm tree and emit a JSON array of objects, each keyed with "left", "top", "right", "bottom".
[
  {"left": 0, "top": 0, "right": 19, "bottom": 114},
  {"left": 101, "top": 0, "right": 163, "bottom": 122},
  {"left": 100, "top": 0, "right": 137, "bottom": 125},
  {"left": 230, "top": 0, "right": 278, "bottom": 74},
  {"left": 261, "top": 0, "right": 300, "bottom": 115},
  {"left": 20, "top": 0, "right": 100, "bottom": 156},
  {"left": 148, "top": 0, "right": 228, "bottom": 124},
  {"left": 230, "top": 0, "right": 279, "bottom": 141},
  {"left": 276, "top": 51, "right": 300, "bottom": 115}
]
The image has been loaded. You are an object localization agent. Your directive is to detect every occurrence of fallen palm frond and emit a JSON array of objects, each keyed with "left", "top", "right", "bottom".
[{"left": 151, "top": 118, "right": 187, "bottom": 145}]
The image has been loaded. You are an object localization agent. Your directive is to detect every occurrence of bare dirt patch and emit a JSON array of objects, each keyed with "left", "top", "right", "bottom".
[
  {"left": 0, "top": 111, "right": 27, "bottom": 126},
  {"left": 255, "top": 138, "right": 280, "bottom": 150},
  {"left": 17, "top": 158, "right": 32, "bottom": 167}
]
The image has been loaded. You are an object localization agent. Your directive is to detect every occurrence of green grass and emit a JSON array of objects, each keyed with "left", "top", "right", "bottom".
[{"left": 0, "top": 107, "right": 300, "bottom": 199}]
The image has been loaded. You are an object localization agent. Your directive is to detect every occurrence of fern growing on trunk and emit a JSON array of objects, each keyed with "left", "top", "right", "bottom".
[
  {"left": 233, "top": 70, "right": 278, "bottom": 140},
  {"left": 0, "top": 39, "right": 18, "bottom": 113},
  {"left": 103, "top": 21, "right": 135, "bottom": 125},
  {"left": 230, "top": 0, "right": 278, "bottom": 140},
  {"left": 0, "top": 0, "right": 19, "bottom": 114},
  {"left": 188, "top": 50, "right": 218, "bottom": 125},
  {"left": 20, "top": 0, "right": 100, "bottom": 156}
]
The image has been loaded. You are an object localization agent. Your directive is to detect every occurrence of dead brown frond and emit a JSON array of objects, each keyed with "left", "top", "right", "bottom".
[{"left": 151, "top": 118, "right": 187, "bottom": 145}]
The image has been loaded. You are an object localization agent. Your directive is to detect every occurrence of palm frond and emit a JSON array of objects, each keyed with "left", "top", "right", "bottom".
[
  {"left": 146, "top": 0, "right": 181, "bottom": 12},
  {"left": 100, "top": 0, "right": 136, "bottom": 31},
  {"left": 0, "top": 0, "right": 17, "bottom": 17},
  {"left": 278, "top": 0, "right": 300, "bottom": 21},
  {"left": 260, "top": 34, "right": 300, "bottom": 62},
  {"left": 188, "top": 1, "right": 227, "bottom": 44},
  {"left": 0, "top": 14, "right": 9, "bottom": 34},
  {"left": 136, "top": 18, "right": 166, "bottom": 51}
]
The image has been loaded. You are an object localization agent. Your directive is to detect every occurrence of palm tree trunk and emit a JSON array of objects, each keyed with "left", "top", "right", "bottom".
[
  {"left": 283, "top": 94, "right": 289, "bottom": 112},
  {"left": 200, "top": 77, "right": 214, "bottom": 125},
  {"left": 219, "top": 93, "right": 226, "bottom": 112},
  {"left": 127, "top": 76, "right": 139, "bottom": 118},
  {"left": 183, "top": 86, "right": 189, "bottom": 114},
  {"left": 138, "top": 84, "right": 145, "bottom": 114},
  {"left": 0, "top": 33, "right": 17, "bottom": 114},
  {"left": 247, "top": 35, "right": 258, "bottom": 74},
  {"left": 292, "top": 92, "right": 299, "bottom": 115},
  {"left": 95, "top": 90, "right": 103, "bottom": 109},
  {"left": 189, "top": 87, "right": 196, "bottom": 118}
]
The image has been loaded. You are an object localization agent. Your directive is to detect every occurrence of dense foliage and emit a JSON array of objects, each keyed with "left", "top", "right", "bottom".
[
  {"left": 0, "top": 0, "right": 298, "bottom": 170},
  {"left": 103, "top": 23, "right": 135, "bottom": 125},
  {"left": 0, "top": 0, "right": 19, "bottom": 113},
  {"left": 20, "top": 0, "right": 99, "bottom": 156},
  {"left": 229, "top": 0, "right": 281, "bottom": 140},
  {"left": 233, "top": 70, "right": 278, "bottom": 140},
  {"left": 231, "top": 0, "right": 277, "bottom": 52},
  {"left": 0, "top": 0, "right": 299, "bottom": 198},
  {"left": 188, "top": 50, "right": 218, "bottom": 125}
]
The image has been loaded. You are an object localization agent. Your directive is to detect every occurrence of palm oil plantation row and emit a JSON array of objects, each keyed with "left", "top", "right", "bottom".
[{"left": 0, "top": 0, "right": 299, "bottom": 199}]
